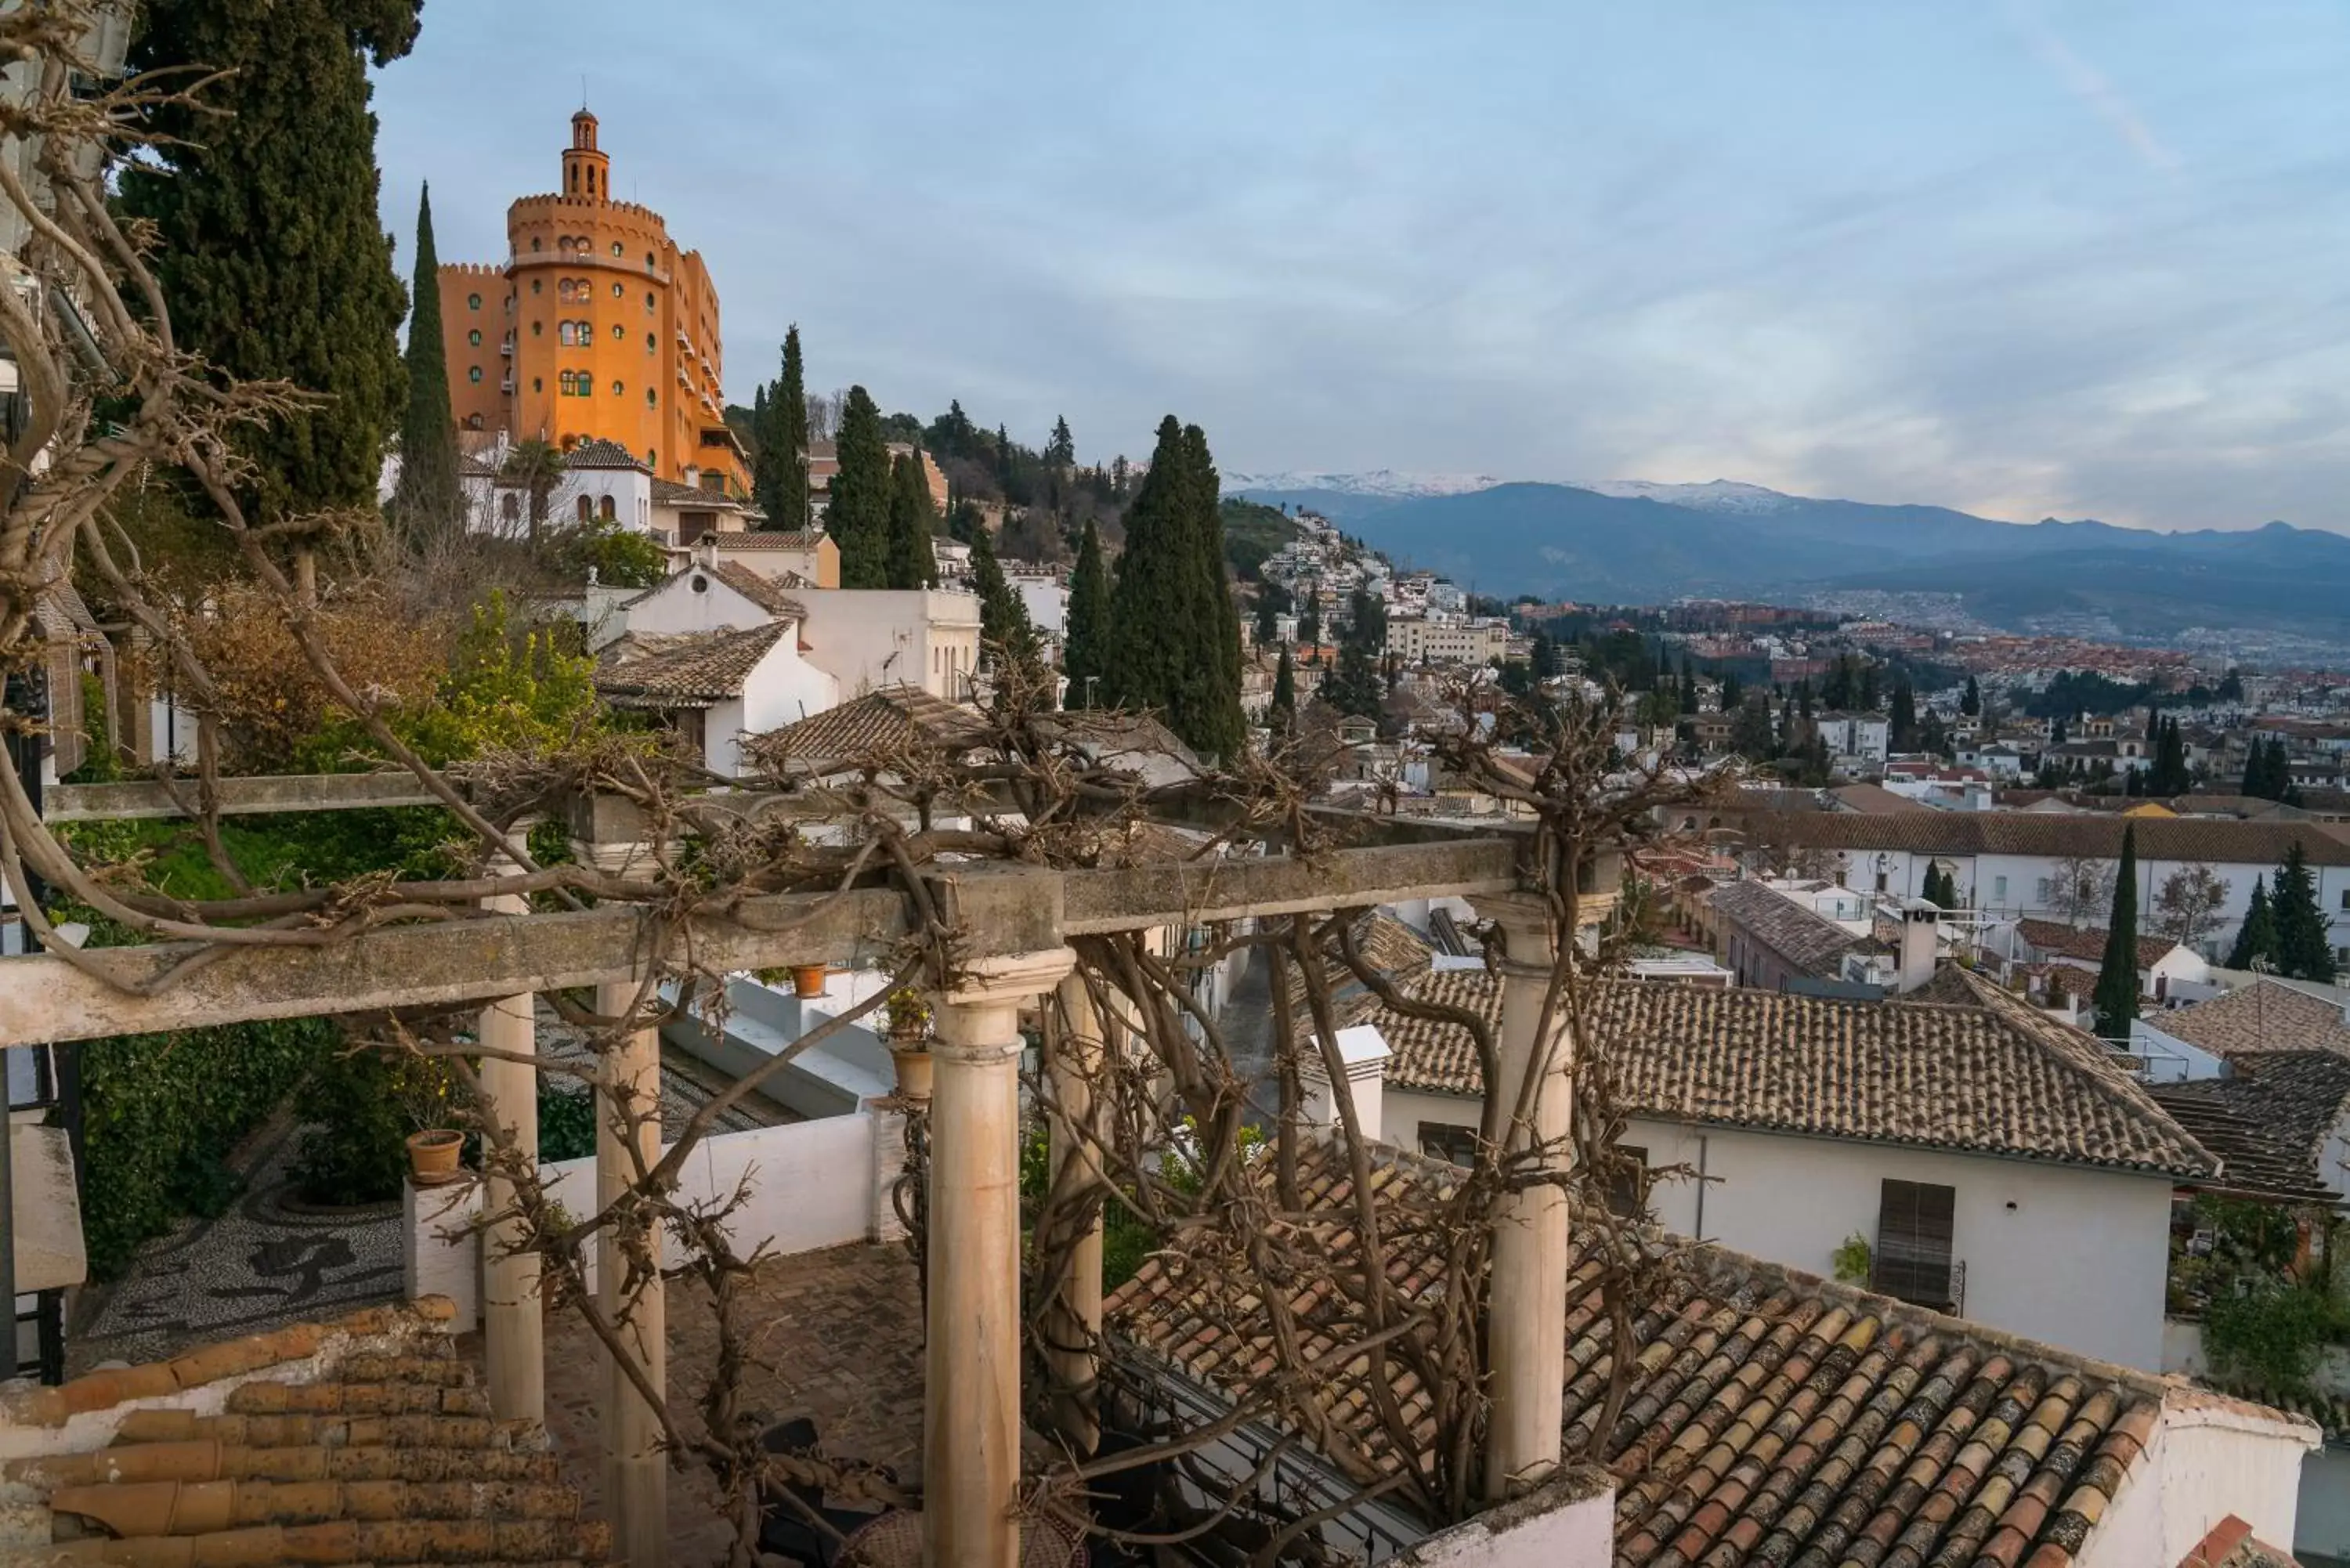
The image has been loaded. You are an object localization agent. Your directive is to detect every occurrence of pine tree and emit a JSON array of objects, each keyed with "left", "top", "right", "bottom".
[
  {"left": 1270, "top": 645, "right": 1296, "bottom": 733},
  {"left": 1102, "top": 416, "right": 1243, "bottom": 757},
  {"left": 884, "top": 450, "right": 938, "bottom": 589},
  {"left": 1961, "top": 675, "right": 1981, "bottom": 717},
  {"left": 2270, "top": 841, "right": 2334, "bottom": 981},
  {"left": 828, "top": 386, "right": 891, "bottom": 587},
  {"left": 2228, "top": 876, "right": 2278, "bottom": 970},
  {"left": 1062, "top": 519, "right": 1111, "bottom": 710},
  {"left": 1046, "top": 416, "right": 1075, "bottom": 468},
  {"left": 2092, "top": 824, "right": 2141, "bottom": 1035},
  {"left": 125, "top": 1, "right": 418, "bottom": 523},
  {"left": 389, "top": 182, "right": 461, "bottom": 543},
  {"left": 754, "top": 327, "right": 810, "bottom": 529}
]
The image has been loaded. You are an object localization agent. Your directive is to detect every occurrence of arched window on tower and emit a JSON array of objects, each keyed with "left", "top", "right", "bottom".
[
  {"left": 598, "top": 495, "right": 616, "bottom": 522},
  {"left": 577, "top": 495, "right": 592, "bottom": 523},
  {"left": 558, "top": 323, "right": 575, "bottom": 347}
]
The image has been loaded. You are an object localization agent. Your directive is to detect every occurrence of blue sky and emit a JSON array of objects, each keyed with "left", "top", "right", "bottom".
[{"left": 372, "top": 2, "right": 2350, "bottom": 532}]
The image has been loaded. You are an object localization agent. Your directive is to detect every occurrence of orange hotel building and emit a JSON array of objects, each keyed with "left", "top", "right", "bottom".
[{"left": 438, "top": 110, "right": 752, "bottom": 497}]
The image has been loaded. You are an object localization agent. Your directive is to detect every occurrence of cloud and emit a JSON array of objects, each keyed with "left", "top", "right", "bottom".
[{"left": 2002, "top": 0, "right": 2182, "bottom": 174}]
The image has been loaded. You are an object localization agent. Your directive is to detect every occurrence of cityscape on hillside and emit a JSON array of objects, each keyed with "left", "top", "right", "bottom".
[{"left": 0, "top": 8, "right": 2345, "bottom": 1568}]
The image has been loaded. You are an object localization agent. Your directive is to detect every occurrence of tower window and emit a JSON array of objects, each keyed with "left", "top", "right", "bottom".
[
  {"left": 645, "top": 331, "right": 654, "bottom": 351},
  {"left": 467, "top": 329, "right": 482, "bottom": 346},
  {"left": 611, "top": 380, "right": 624, "bottom": 397},
  {"left": 611, "top": 241, "right": 624, "bottom": 258},
  {"left": 559, "top": 322, "right": 575, "bottom": 347},
  {"left": 468, "top": 366, "right": 483, "bottom": 384},
  {"left": 588, "top": 168, "right": 597, "bottom": 196},
  {"left": 612, "top": 323, "right": 624, "bottom": 341},
  {"left": 645, "top": 251, "right": 656, "bottom": 269},
  {"left": 558, "top": 237, "right": 573, "bottom": 255},
  {"left": 531, "top": 237, "right": 542, "bottom": 252},
  {"left": 645, "top": 388, "right": 656, "bottom": 407},
  {"left": 612, "top": 283, "right": 624, "bottom": 298},
  {"left": 467, "top": 292, "right": 482, "bottom": 310},
  {"left": 532, "top": 320, "right": 543, "bottom": 336},
  {"left": 531, "top": 279, "right": 543, "bottom": 296}
]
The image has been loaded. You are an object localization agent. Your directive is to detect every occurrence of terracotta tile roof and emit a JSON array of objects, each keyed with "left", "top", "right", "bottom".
[
  {"left": 1285, "top": 909, "right": 1437, "bottom": 1022},
  {"left": 1106, "top": 1141, "right": 2272, "bottom": 1567},
  {"left": 1360, "top": 967, "right": 2217, "bottom": 1178},
  {"left": 707, "top": 528, "right": 822, "bottom": 547},
  {"left": 1827, "top": 782, "right": 1929, "bottom": 815},
  {"left": 0, "top": 1297, "right": 604, "bottom": 1566},
  {"left": 2016, "top": 918, "right": 2182, "bottom": 972},
  {"left": 705, "top": 559, "right": 805, "bottom": 618},
  {"left": 1705, "top": 880, "right": 1878, "bottom": 979},
  {"left": 562, "top": 435, "right": 647, "bottom": 471},
  {"left": 595, "top": 622, "right": 790, "bottom": 707},
  {"left": 743, "top": 684, "right": 987, "bottom": 769},
  {"left": 2160, "top": 979, "right": 2350, "bottom": 1064},
  {"left": 1734, "top": 810, "right": 2350, "bottom": 866},
  {"left": 2149, "top": 1050, "right": 2350, "bottom": 1203}
]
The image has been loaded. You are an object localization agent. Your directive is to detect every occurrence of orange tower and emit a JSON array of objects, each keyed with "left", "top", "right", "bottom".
[{"left": 439, "top": 110, "right": 751, "bottom": 497}]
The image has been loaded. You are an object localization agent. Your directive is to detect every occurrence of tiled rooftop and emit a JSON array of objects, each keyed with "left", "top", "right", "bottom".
[
  {"left": 2016, "top": 919, "right": 2182, "bottom": 972},
  {"left": 1107, "top": 1143, "right": 2310, "bottom": 1568},
  {"left": 2158, "top": 977, "right": 2350, "bottom": 1064},
  {"left": 2148, "top": 1050, "right": 2350, "bottom": 1204},
  {"left": 704, "top": 558, "right": 806, "bottom": 618},
  {"left": 1734, "top": 810, "right": 2350, "bottom": 866},
  {"left": 743, "top": 683, "right": 987, "bottom": 770},
  {"left": 1705, "top": 880, "right": 1878, "bottom": 979},
  {"left": 1357, "top": 967, "right": 2218, "bottom": 1179},
  {"left": 2, "top": 1297, "right": 606, "bottom": 1566},
  {"left": 595, "top": 622, "right": 790, "bottom": 706}
]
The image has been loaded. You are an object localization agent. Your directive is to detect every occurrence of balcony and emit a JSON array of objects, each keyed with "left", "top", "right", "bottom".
[{"left": 499, "top": 377, "right": 515, "bottom": 394}]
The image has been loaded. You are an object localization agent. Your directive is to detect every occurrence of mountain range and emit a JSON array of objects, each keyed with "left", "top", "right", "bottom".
[{"left": 1220, "top": 474, "right": 2350, "bottom": 647}]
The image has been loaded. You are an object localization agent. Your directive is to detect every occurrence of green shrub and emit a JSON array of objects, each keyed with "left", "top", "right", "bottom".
[
  {"left": 2204, "top": 1277, "right": 2350, "bottom": 1396},
  {"left": 81, "top": 1017, "right": 334, "bottom": 1277},
  {"left": 291, "top": 1047, "right": 464, "bottom": 1207},
  {"left": 537, "top": 1079, "right": 596, "bottom": 1162}
]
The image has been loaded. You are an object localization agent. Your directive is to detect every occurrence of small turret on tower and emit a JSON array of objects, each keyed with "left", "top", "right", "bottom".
[{"left": 562, "top": 109, "right": 609, "bottom": 202}]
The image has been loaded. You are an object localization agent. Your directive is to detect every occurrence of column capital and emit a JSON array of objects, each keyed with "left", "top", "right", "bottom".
[
  {"left": 1470, "top": 890, "right": 1557, "bottom": 961},
  {"left": 938, "top": 948, "right": 1079, "bottom": 1010}
]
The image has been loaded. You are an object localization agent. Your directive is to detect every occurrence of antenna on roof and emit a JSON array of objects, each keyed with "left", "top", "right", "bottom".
[{"left": 581, "top": 76, "right": 589, "bottom": 111}]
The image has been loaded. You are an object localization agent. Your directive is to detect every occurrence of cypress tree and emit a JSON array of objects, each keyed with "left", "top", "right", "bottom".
[
  {"left": 757, "top": 325, "right": 810, "bottom": 530},
  {"left": 1890, "top": 677, "right": 1917, "bottom": 750},
  {"left": 967, "top": 524, "right": 1035, "bottom": 671},
  {"left": 1102, "top": 417, "right": 1243, "bottom": 757},
  {"left": 829, "top": 386, "right": 891, "bottom": 587},
  {"left": 1062, "top": 518, "right": 1111, "bottom": 710},
  {"left": 2092, "top": 824, "right": 2141, "bottom": 1035},
  {"left": 1270, "top": 645, "right": 1296, "bottom": 733},
  {"left": 1185, "top": 423, "right": 1246, "bottom": 757},
  {"left": 2227, "top": 876, "right": 2278, "bottom": 970},
  {"left": 884, "top": 450, "right": 938, "bottom": 588},
  {"left": 1961, "top": 676, "right": 1980, "bottom": 717},
  {"left": 124, "top": 0, "right": 418, "bottom": 522},
  {"left": 389, "top": 182, "right": 461, "bottom": 542},
  {"left": 2271, "top": 842, "right": 2334, "bottom": 981}
]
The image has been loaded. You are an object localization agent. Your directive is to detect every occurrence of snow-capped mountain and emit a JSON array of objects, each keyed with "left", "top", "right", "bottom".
[
  {"left": 1222, "top": 469, "right": 1505, "bottom": 500},
  {"left": 1573, "top": 479, "right": 1800, "bottom": 514}
]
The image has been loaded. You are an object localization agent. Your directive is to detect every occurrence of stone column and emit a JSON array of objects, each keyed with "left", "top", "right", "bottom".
[
  {"left": 596, "top": 976, "right": 667, "bottom": 1568},
  {"left": 1472, "top": 891, "right": 1568, "bottom": 1500},
  {"left": 477, "top": 848, "right": 543, "bottom": 1425},
  {"left": 925, "top": 948, "right": 1076, "bottom": 1568},
  {"left": 1042, "top": 969, "right": 1104, "bottom": 1454}
]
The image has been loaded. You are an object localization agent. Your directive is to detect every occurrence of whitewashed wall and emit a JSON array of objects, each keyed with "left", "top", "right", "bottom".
[
  {"left": 1384, "top": 1085, "right": 2174, "bottom": 1370},
  {"left": 2082, "top": 1404, "right": 2319, "bottom": 1568},
  {"left": 403, "top": 1110, "right": 904, "bottom": 1333}
]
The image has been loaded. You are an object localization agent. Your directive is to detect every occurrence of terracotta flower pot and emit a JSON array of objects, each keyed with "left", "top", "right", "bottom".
[
  {"left": 791, "top": 964, "right": 830, "bottom": 999},
  {"left": 406, "top": 1129, "right": 463, "bottom": 1186},
  {"left": 889, "top": 1043, "right": 933, "bottom": 1100}
]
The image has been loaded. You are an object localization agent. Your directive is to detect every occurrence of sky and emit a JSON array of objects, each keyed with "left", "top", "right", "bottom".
[{"left": 371, "top": 2, "right": 2350, "bottom": 533}]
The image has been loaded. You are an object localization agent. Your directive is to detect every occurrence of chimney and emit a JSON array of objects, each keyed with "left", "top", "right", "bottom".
[
  {"left": 1303, "top": 1024, "right": 1390, "bottom": 1143},
  {"left": 1897, "top": 899, "right": 1940, "bottom": 994}
]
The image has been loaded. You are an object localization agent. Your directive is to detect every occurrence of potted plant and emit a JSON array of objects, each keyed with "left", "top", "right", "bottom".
[
  {"left": 884, "top": 987, "right": 933, "bottom": 1098},
  {"left": 405, "top": 1128, "right": 464, "bottom": 1186},
  {"left": 790, "top": 964, "right": 830, "bottom": 999}
]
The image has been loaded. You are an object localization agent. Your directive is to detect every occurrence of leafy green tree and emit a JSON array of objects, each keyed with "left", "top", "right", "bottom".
[
  {"left": 1101, "top": 417, "right": 1243, "bottom": 757},
  {"left": 1269, "top": 645, "right": 1296, "bottom": 732},
  {"left": 124, "top": 0, "right": 418, "bottom": 522},
  {"left": 1063, "top": 519, "right": 1111, "bottom": 709},
  {"left": 554, "top": 517, "right": 665, "bottom": 588},
  {"left": 755, "top": 326, "right": 811, "bottom": 529},
  {"left": 829, "top": 386, "right": 891, "bottom": 587},
  {"left": 2092, "top": 824, "right": 2141, "bottom": 1035},
  {"left": 2228, "top": 876, "right": 2278, "bottom": 970},
  {"left": 884, "top": 450, "right": 939, "bottom": 588},
  {"left": 389, "top": 182, "right": 461, "bottom": 541},
  {"left": 2270, "top": 842, "right": 2335, "bottom": 981}
]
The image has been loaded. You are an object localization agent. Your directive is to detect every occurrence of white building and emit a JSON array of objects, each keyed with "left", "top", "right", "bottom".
[
  {"left": 1384, "top": 616, "right": 1509, "bottom": 667},
  {"left": 794, "top": 587, "right": 983, "bottom": 703}
]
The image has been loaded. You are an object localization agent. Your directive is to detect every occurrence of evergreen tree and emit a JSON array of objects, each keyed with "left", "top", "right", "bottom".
[
  {"left": 2240, "top": 742, "right": 2268, "bottom": 800},
  {"left": 1101, "top": 416, "right": 1244, "bottom": 757},
  {"left": 2227, "top": 876, "right": 2278, "bottom": 970},
  {"left": 1045, "top": 416, "right": 1075, "bottom": 468},
  {"left": 1297, "top": 588, "right": 1321, "bottom": 646},
  {"left": 2092, "top": 825, "right": 2142, "bottom": 1035},
  {"left": 1961, "top": 676, "right": 1980, "bottom": 717},
  {"left": 1270, "top": 645, "right": 1296, "bottom": 733},
  {"left": 1719, "top": 673, "right": 1744, "bottom": 711},
  {"left": 1858, "top": 662, "right": 1880, "bottom": 712},
  {"left": 125, "top": 0, "right": 419, "bottom": 523},
  {"left": 1062, "top": 519, "right": 1111, "bottom": 710},
  {"left": 828, "top": 386, "right": 891, "bottom": 587},
  {"left": 1890, "top": 676, "right": 1918, "bottom": 750},
  {"left": 755, "top": 326, "right": 811, "bottom": 529},
  {"left": 884, "top": 450, "right": 938, "bottom": 588},
  {"left": 2270, "top": 842, "right": 2335, "bottom": 981},
  {"left": 967, "top": 525, "right": 1035, "bottom": 670},
  {"left": 389, "top": 182, "right": 461, "bottom": 541}
]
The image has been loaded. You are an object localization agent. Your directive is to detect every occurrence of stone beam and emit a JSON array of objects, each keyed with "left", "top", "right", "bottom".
[
  {"left": 0, "top": 839, "right": 1520, "bottom": 1043},
  {"left": 45, "top": 771, "right": 443, "bottom": 822}
]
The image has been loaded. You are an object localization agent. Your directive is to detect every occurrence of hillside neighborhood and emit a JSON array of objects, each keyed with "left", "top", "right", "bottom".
[{"left": 0, "top": 8, "right": 2348, "bottom": 1568}]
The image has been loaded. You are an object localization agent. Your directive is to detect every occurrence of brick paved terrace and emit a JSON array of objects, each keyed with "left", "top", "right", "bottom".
[{"left": 477, "top": 1241, "right": 927, "bottom": 1566}]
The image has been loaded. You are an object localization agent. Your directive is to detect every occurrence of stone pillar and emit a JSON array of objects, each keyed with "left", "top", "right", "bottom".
[
  {"left": 595, "top": 977, "right": 667, "bottom": 1568},
  {"left": 477, "top": 851, "right": 543, "bottom": 1425},
  {"left": 926, "top": 949, "right": 1076, "bottom": 1568},
  {"left": 1473, "top": 891, "right": 1568, "bottom": 1500},
  {"left": 1042, "top": 970, "right": 1104, "bottom": 1454}
]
